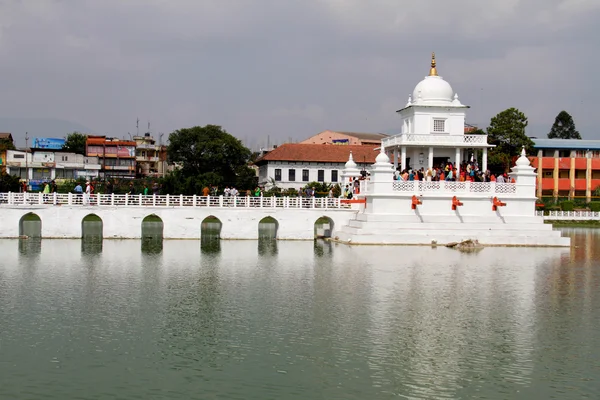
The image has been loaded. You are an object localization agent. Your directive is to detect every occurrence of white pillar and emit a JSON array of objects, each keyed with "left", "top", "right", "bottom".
[
  {"left": 482, "top": 148, "right": 488, "bottom": 172},
  {"left": 393, "top": 148, "right": 399, "bottom": 169},
  {"left": 473, "top": 149, "right": 478, "bottom": 164},
  {"left": 428, "top": 146, "right": 434, "bottom": 169},
  {"left": 401, "top": 146, "right": 407, "bottom": 171},
  {"left": 455, "top": 148, "right": 461, "bottom": 177}
]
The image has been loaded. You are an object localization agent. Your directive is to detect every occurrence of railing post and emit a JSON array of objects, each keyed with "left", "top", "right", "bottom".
[
  {"left": 111, "top": 193, "right": 114, "bottom": 206},
  {"left": 166, "top": 194, "right": 170, "bottom": 207},
  {"left": 312, "top": 196, "right": 316, "bottom": 208},
  {"left": 68, "top": 192, "right": 72, "bottom": 205},
  {"left": 153, "top": 194, "right": 156, "bottom": 207},
  {"left": 260, "top": 196, "right": 263, "bottom": 208},
  {"left": 52, "top": 192, "right": 57, "bottom": 205},
  {"left": 7, "top": 191, "right": 12, "bottom": 205},
  {"left": 246, "top": 195, "right": 250, "bottom": 208},
  {"left": 271, "top": 196, "right": 275, "bottom": 208},
  {"left": 38, "top": 193, "right": 43, "bottom": 205},
  {"left": 219, "top": 195, "right": 223, "bottom": 207},
  {"left": 193, "top": 194, "right": 197, "bottom": 207},
  {"left": 180, "top": 194, "right": 183, "bottom": 207},
  {"left": 138, "top": 193, "right": 141, "bottom": 206}
]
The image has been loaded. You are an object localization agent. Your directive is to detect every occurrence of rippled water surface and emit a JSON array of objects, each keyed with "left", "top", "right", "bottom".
[{"left": 1, "top": 229, "right": 599, "bottom": 399}]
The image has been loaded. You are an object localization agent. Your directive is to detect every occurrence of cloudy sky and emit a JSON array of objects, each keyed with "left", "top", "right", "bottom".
[{"left": 0, "top": 0, "right": 598, "bottom": 148}]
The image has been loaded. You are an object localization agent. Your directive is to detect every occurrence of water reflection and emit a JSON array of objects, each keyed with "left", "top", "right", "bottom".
[
  {"left": 257, "top": 238, "right": 278, "bottom": 256},
  {"left": 258, "top": 217, "right": 278, "bottom": 239},
  {"left": 18, "top": 238, "right": 42, "bottom": 255},
  {"left": 313, "top": 238, "right": 333, "bottom": 257},
  {"left": 81, "top": 237, "right": 103, "bottom": 255},
  {"left": 142, "top": 237, "right": 163, "bottom": 254},
  {"left": 3, "top": 231, "right": 600, "bottom": 399},
  {"left": 82, "top": 214, "right": 103, "bottom": 241}
]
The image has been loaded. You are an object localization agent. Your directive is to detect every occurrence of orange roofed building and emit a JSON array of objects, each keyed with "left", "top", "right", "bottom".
[
  {"left": 254, "top": 143, "right": 378, "bottom": 189},
  {"left": 300, "top": 130, "right": 388, "bottom": 146},
  {"left": 86, "top": 135, "right": 137, "bottom": 179}
]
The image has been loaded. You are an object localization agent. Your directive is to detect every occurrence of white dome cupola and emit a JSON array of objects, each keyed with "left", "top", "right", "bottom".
[{"left": 411, "top": 53, "right": 460, "bottom": 106}]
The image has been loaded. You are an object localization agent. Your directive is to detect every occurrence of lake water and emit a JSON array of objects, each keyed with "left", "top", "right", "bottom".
[{"left": 0, "top": 229, "right": 599, "bottom": 399}]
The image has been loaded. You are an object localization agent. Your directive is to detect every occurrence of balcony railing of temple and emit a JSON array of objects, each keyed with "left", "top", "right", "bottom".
[
  {"left": 382, "top": 134, "right": 489, "bottom": 147},
  {"left": 0, "top": 193, "right": 351, "bottom": 209},
  {"left": 359, "top": 180, "right": 516, "bottom": 195}
]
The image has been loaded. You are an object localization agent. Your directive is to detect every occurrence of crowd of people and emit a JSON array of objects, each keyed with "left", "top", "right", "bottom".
[{"left": 393, "top": 161, "right": 514, "bottom": 183}]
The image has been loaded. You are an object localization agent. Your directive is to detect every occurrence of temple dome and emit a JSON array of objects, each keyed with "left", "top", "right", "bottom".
[{"left": 411, "top": 53, "right": 457, "bottom": 106}]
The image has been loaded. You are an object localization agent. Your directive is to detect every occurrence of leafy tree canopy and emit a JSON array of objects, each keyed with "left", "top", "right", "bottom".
[
  {"left": 486, "top": 108, "right": 534, "bottom": 173},
  {"left": 0, "top": 171, "right": 20, "bottom": 192},
  {"left": 0, "top": 138, "right": 16, "bottom": 151},
  {"left": 547, "top": 110, "right": 581, "bottom": 139},
  {"left": 63, "top": 131, "right": 87, "bottom": 154},
  {"left": 166, "top": 125, "right": 255, "bottom": 194}
]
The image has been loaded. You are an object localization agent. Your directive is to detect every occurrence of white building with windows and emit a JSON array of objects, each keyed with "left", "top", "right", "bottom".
[
  {"left": 254, "top": 144, "right": 377, "bottom": 189},
  {"left": 6, "top": 149, "right": 101, "bottom": 184},
  {"left": 382, "top": 53, "right": 492, "bottom": 174}
]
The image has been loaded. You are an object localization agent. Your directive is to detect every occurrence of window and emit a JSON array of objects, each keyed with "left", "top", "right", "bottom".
[
  {"left": 433, "top": 119, "right": 445, "bottom": 132},
  {"left": 331, "top": 170, "right": 338, "bottom": 182},
  {"left": 575, "top": 150, "right": 586, "bottom": 157},
  {"left": 14, "top": 154, "right": 25, "bottom": 159},
  {"left": 317, "top": 170, "right": 324, "bottom": 182},
  {"left": 288, "top": 169, "right": 295, "bottom": 182},
  {"left": 302, "top": 169, "right": 309, "bottom": 182},
  {"left": 274, "top": 168, "right": 282, "bottom": 181}
]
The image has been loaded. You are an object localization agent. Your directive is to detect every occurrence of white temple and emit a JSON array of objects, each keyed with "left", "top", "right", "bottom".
[
  {"left": 385, "top": 53, "right": 491, "bottom": 175},
  {"left": 335, "top": 54, "right": 570, "bottom": 247}
]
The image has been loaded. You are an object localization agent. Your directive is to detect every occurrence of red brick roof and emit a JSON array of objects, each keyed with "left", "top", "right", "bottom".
[{"left": 255, "top": 143, "right": 379, "bottom": 164}]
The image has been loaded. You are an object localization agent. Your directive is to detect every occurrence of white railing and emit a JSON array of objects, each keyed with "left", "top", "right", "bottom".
[
  {"left": 538, "top": 211, "right": 600, "bottom": 220},
  {"left": 0, "top": 192, "right": 349, "bottom": 209},
  {"left": 391, "top": 181, "right": 516, "bottom": 194},
  {"left": 382, "top": 133, "right": 489, "bottom": 147}
]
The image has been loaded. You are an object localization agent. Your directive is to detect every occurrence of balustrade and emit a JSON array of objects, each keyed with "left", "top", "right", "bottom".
[{"left": 0, "top": 193, "right": 349, "bottom": 209}]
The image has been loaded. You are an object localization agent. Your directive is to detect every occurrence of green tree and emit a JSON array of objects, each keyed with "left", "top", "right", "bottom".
[
  {"left": 0, "top": 171, "right": 20, "bottom": 192},
  {"left": 486, "top": 108, "right": 534, "bottom": 173},
  {"left": 547, "top": 110, "right": 581, "bottom": 139},
  {"left": 63, "top": 131, "right": 87, "bottom": 154},
  {"left": 0, "top": 138, "right": 16, "bottom": 151},
  {"left": 166, "top": 125, "right": 255, "bottom": 194}
]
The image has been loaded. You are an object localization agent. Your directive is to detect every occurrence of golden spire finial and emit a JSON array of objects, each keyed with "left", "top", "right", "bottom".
[{"left": 429, "top": 52, "right": 438, "bottom": 76}]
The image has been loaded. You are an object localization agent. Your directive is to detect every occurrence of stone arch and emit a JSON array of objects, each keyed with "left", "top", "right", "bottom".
[
  {"left": 258, "top": 216, "right": 278, "bottom": 239},
  {"left": 314, "top": 216, "right": 334, "bottom": 238},
  {"left": 141, "top": 214, "right": 164, "bottom": 239},
  {"left": 201, "top": 216, "right": 222, "bottom": 239},
  {"left": 81, "top": 213, "right": 103, "bottom": 240},
  {"left": 19, "top": 212, "right": 41, "bottom": 238}
]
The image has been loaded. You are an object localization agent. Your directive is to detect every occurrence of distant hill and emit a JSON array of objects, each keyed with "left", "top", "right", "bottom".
[{"left": 0, "top": 117, "right": 95, "bottom": 147}]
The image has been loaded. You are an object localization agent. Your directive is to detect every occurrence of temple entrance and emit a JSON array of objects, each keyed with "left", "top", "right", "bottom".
[{"left": 433, "top": 156, "right": 450, "bottom": 168}]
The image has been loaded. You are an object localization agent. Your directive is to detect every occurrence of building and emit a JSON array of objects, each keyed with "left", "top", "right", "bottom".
[
  {"left": 254, "top": 144, "right": 378, "bottom": 189},
  {"left": 381, "top": 53, "right": 493, "bottom": 173},
  {"left": 300, "top": 131, "right": 388, "bottom": 146},
  {"left": 86, "top": 136, "right": 136, "bottom": 179},
  {"left": 530, "top": 138, "right": 600, "bottom": 201},
  {"left": 5, "top": 149, "right": 100, "bottom": 189},
  {"left": 133, "top": 133, "right": 168, "bottom": 177},
  {"left": 0, "top": 132, "right": 14, "bottom": 174}
]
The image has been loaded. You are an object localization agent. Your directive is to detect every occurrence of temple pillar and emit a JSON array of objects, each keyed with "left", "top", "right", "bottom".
[
  {"left": 401, "top": 146, "right": 407, "bottom": 171},
  {"left": 428, "top": 146, "right": 433, "bottom": 169},
  {"left": 482, "top": 148, "right": 488, "bottom": 172},
  {"left": 455, "top": 147, "right": 461, "bottom": 176}
]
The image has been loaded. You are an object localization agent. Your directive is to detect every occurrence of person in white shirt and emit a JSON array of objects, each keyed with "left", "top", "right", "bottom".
[{"left": 83, "top": 181, "right": 91, "bottom": 205}]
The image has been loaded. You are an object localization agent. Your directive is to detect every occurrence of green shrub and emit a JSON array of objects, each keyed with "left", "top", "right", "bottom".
[
  {"left": 560, "top": 201, "right": 575, "bottom": 211},
  {"left": 589, "top": 202, "right": 600, "bottom": 212}
]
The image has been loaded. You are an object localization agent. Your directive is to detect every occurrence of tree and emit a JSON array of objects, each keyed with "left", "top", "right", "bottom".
[
  {"left": 0, "top": 138, "right": 16, "bottom": 151},
  {"left": 486, "top": 108, "right": 534, "bottom": 173},
  {"left": 0, "top": 171, "right": 20, "bottom": 192},
  {"left": 166, "top": 125, "right": 255, "bottom": 194},
  {"left": 547, "top": 111, "right": 581, "bottom": 139},
  {"left": 63, "top": 131, "right": 87, "bottom": 154}
]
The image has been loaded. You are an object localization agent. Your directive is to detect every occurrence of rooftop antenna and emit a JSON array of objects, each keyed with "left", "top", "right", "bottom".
[
  {"left": 148, "top": 121, "right": 150, "bottom": 134},
  {"left": 136, "top": 117, "right": 139, "bottom": 136},
  {"left": 159, "top": 133, "right": 164, "bottom": 146}
]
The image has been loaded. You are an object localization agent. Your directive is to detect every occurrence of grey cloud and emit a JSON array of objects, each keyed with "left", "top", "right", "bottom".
[{"left": 0, "top": 0, "right": 598, "bottom": 147}]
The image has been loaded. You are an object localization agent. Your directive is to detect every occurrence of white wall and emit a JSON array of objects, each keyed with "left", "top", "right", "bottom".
[
  {"left": 399, "top": 107, "right": 466, "bottom": 135},
  {"left": 0, "top": 206, "right": 356, "bottom": 240}
]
